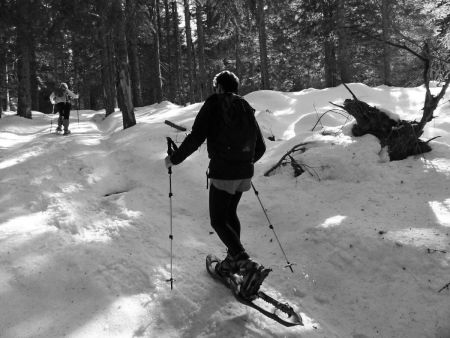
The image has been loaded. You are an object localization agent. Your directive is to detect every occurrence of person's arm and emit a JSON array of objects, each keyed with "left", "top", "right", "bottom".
[
  {"left": 169, "top": 96, "right": 215, "bottom": 165},
  {"left": 66, "top": 89, "right": 79, "bottom": 99},
  {"left": 253, "top": 118, "right": 266, "bottom": 163},
  {"left": 49, "top": 92, "right": 56, "bottom": 105},
  {"left": 243, "top": 99, "right": 266, "bottom": 163}
]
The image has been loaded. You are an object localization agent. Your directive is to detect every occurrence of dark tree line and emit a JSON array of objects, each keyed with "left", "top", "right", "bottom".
[{"left": 0, "top": 0, "right": 448, "bottom": 129}]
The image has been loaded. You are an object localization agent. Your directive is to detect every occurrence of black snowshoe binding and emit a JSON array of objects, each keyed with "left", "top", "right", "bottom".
[
  {"left": 215, "top": 252, "right": 270, "bottom": 299},
  {"left": 239, "top": 261, "right": 271, "bottom": 300}
]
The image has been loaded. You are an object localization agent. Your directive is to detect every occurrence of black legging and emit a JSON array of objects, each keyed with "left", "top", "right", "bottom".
[
  {"left": 55, "top": 102, "right": 71, "bottom": 119},
  {"left": 209, "top": 183, "right": 245, "bottom": 256}
]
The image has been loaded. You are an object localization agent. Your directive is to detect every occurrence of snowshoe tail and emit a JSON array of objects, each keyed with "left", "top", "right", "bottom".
[{"left": 235, "top": 290, "right": 304, "bottom": 327}]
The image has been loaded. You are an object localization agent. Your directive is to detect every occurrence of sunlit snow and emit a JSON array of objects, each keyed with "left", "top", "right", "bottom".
[{"left": 1, "top": 83, "right": 449, "bottom": 337}]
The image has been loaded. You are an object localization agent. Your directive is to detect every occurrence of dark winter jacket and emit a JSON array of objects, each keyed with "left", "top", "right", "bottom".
[{"left": 170, "top": 93, "right": 266, "bottom": 179}]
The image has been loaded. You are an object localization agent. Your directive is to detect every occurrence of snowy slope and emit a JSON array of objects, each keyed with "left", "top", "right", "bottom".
[{"left": 0, "top": 84, "right": 449, "bottom": 338}]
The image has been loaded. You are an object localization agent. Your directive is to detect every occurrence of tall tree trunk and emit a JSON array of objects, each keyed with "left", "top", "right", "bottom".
[
  {"left": 324, "top": 39, "right": 337, "bottom": 87},
  {"left": 30, "top": 40, "right": 39, "bottom": 111},
  {"left": 150, "top": 0, "right": 163, "bottom": 103},
  {"left": 381, "top": 0, "right": 392, "bottom": 85},
  {"left": 16, "top": 0, "right": 32, "bottom": 118},
  {"left": 126, "top": 0, "right": 143, "bottom": 107},
  {"left": 0, "top": 54, "right": 2, "bottom": 117},
  {"left": 323, "top": 2, "right": 338, "bottom": 87},
  {"left": 256, "top": 0, "right": 270, "bottom": 90},
  {"left": 0, "top": 36, "right": 6, "bottom": 115},
  {"left": 156, "top": 0, "right": 165, "bottom": 101},
  {"left": 5, "top": 62, "right": 10, "bottom": 112},
  {"left": 183, "top": 0, "right": 195, "bottom": 103},
  {"left": 192, "top": 36, "right": 199, "bottom": 101},
  {"left": 100, "top": 21, "right": 117, "bottom": 116},
  {"left": 113, "top": 0, "right": 136, "bottom": 129},
  {"left": 418, "top": 44, "right": 450, "bottom": 132},
  {"left": 72, "top": 34, "right": 85, "bottom": 110},
  {"left": 172, "top": 0, "right": 183, "bottom": 104},
  {"left": 336, "top": 0, "right": 351, "bottom": 83},
  {"left": 234, "top": 20, "right": 241, "bottom": 79},
  {"left": 164, "top": 0, "right": 175, "bottom": 102},
  {"left": 195, "top": 0, "right": 207, "bottom": 100}
]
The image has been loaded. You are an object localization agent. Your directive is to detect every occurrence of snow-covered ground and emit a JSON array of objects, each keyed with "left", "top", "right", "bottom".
[{"left": 0, "top": 83, "right": 449, "bottom": 338}]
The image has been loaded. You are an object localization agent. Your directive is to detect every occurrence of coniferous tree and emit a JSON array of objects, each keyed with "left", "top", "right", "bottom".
[
  {"left": 0, "top": 0, "right": 444, "bottom": 117},
  {"left": 172, "top": 0, "right": 183, "bottom": 104},
  {"left": 127, "top": 0, "right": 143, "bottom": 107},
  {"left": 381, "top": 0, "right": 392, "bottom": 85},
  {"left": 163, "top": 0, "right": 175, "bottom": 102},
  {"left": 16, "top": 0, "right": 33, "bottom": 118},
  {"left": 0, "top": 22, "right": 12, "bottom": 114},
  {"left": 95, "top": 0, "right": 117, "bottom": 116},
  {"left": 149, "top": 0, "right": 163, "bottom": 103},
  {"left": 256, "top": 0, "right": 270, "bottom": 89},
  {"left": 100, "top": 23, "right": 117, "bottom": 116},
  {"left": 184, "top": 0, "right": 195, "bottom": 103},
  {"left": 112, "top": 0, "right": 136, "bottom": 128},
  {"left": 336, "top": 0, "right": 351, "bottom": 83},
  {"left": 195, "top": 0, "right": 207, "bottom": 100}
]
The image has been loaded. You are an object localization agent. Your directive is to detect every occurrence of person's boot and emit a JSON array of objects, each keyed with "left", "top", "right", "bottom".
[
  {"left": 215, "top": 253, "right": 236, "bottom": 277},
  {"left": 63, "top": 119, "right": 71, "bottom": 135},
  {"left": 215, "top": 251, "right": 250, "bottom": 277},
  {"left": 239, "top": 263, "right": 271, "bottom": 299},
  {"left": 233, "top": 253, "right": 271, "bottom": 299}
]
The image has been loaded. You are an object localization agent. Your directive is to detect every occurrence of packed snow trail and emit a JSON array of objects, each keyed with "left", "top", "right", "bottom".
[{"left": 1, "top": 83, "right": 450, "bottom": 337}]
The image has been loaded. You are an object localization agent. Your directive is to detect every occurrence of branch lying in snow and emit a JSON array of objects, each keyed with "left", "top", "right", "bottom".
[
  {"left": 288, "top": 155, "right": 305, "bottom": 177},
  {"left": 265, "top": 142, "right": 321, "bottom": 179},
  {"left": 165, "top": 120, "right": 187, "bottom": 131},
  {"left": 425, "top": 136, "right": 441, "bottom": 144},
  {"left": 311, "top": 108, "right": 352, "bottom": 132},
  {"left": 264, "top": 142, "right": 312, "bottom": 177},
  {"left": 342, "top": 82, "right": 359, "bottom": 101},
  {"left": 438, "top": 282, "right": 450, "bottom": 293}
]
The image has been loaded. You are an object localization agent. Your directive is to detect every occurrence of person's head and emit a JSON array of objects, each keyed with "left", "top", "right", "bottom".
[
  {"left": 60, "top": 82, "right": 68, "bottom": 90},
  {"left": 213, "top": 71, "right": 239, "bottom": 94}
]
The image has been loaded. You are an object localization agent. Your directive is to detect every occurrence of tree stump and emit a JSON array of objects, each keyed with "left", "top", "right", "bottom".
[{"left": 342, "top": 99, "right": 431, "bottom": 161}]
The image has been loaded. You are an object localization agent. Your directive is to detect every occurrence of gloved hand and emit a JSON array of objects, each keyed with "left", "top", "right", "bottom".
[{"left": 165, "top": 156, "right": 173, "bottom": 169}]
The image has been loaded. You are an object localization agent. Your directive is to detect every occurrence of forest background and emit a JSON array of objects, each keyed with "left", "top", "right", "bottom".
[{"left": 0, "top": 0, "right": 449, "bottom": 126}]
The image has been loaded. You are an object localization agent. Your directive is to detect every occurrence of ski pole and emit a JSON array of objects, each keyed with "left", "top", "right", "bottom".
[
  {"left": 77, "top": 98, "right": 80, "bottom": 127},
  {"left": 50, "top": 104, "right": 54, "bottom": 133},
  {"left": 251, "top": 182, "right": 295, "bottom": 273},
  {"left": 166, "top": 137, "right": 178, "bottom": 289}
]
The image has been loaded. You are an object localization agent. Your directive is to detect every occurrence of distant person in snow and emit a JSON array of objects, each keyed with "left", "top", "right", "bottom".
[
  {"left": 165, "top": 70, "right": 269, "bottom": 295},
  {"left": 50, "top": 82, "right": 79, "bottom": 135}
]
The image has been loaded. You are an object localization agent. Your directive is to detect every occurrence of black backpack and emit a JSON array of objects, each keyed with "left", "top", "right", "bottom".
[
  {"left": 54, "top": 87, "right": 66, "bottom": 99},
  {"left": 213, "top": 95, "right": 257, "bottom": 163}
]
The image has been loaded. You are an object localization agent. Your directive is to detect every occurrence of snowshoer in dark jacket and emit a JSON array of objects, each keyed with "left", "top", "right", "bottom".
[
  {"left": 165, "top": 71, "right": 268, "bottom": 290},
  {"left": 50, "top": 82, "right": 79, "bottom": 135}
]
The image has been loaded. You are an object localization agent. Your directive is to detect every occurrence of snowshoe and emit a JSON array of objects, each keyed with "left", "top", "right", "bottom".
[{"left": 206, "top": 254, "right": 303, "bottom": 327}]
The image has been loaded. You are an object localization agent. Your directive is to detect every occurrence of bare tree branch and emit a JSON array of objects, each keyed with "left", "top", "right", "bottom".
[{"left": 264, "top": 142, "right": 313, "bottom": 176}]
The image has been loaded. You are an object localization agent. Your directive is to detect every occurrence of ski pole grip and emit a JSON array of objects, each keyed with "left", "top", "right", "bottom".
[
  {"left": 166, "top": 137, "right": 173, "bottom": 156},
  {"left": 166, "top": 137, "right": 178, "bottom": 156}
]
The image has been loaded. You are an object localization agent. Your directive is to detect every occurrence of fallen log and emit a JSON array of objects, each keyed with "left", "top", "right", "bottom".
[{"left": 337, "top": 84, "right": 432, "bottom": 161}]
